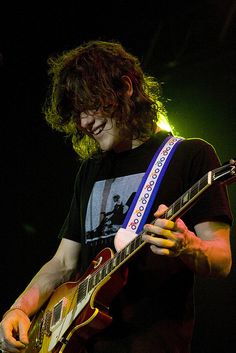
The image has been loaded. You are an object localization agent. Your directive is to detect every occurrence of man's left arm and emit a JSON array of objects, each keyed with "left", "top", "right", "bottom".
[
  {"left": 143, "top": 205, "right": 232, "bottom": 277},
  {"left": 180, "top": 220, "right": 231, "bottom": 277}
]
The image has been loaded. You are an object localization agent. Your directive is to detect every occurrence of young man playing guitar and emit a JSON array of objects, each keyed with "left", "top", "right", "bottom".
[{"left": 0, "top": 40, "right": 233, "bottom": 353}]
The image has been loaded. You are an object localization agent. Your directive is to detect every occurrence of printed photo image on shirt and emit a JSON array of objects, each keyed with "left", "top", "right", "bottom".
[{"left": 85, "top": 173, "right": 144, "bottom": 246}]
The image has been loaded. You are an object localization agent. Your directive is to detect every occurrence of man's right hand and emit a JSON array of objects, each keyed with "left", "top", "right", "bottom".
[{"left": 0, "top": 309, "right": 30, "bottom": 353}]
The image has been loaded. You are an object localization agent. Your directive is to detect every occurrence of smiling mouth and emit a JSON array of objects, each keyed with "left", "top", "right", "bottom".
[{"left": 92, "top": 123, "right": 106, "bottom": 136}]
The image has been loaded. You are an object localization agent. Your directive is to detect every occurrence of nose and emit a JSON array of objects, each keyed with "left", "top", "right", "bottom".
[{"left": 80, "top": 111, "right": 95, "bottom": 130}]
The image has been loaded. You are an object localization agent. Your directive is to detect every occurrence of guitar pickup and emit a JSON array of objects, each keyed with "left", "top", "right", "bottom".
[{"left": 50, "top": 297, "right": 68, "bottom": 331}]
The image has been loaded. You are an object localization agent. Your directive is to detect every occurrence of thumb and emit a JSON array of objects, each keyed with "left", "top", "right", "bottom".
[{"left": 154, "top": 204, "right": 168, "bottom": 218}]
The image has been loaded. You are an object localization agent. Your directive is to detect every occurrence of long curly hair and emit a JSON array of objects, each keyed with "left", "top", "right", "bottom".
[{"left": 43, "top": 40, "right": 168, "bottom": 159}]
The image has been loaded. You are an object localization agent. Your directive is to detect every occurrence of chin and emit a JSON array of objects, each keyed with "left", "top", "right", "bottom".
[
  {"left": 99, "top": 142, "right": 112, "bottom": 152},
  {"left": 99, "top": 137, "right": 116, "bottom": 152}
]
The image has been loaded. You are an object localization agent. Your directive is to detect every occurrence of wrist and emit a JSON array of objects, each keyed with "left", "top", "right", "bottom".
[{"left": 2, "top": 306, "right": 29, "bottom": 320}]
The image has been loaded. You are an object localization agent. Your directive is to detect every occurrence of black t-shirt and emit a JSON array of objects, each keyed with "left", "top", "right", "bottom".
[{"left": 59, "top": 131, "right": 232, "bottom": 353}]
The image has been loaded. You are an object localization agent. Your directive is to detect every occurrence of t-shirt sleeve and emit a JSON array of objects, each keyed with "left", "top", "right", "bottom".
[
  {"left": 58, "top": 158, "right": 101, "bottom": 243},
  {"left": 181, "top": 138, "right": 233, "bottom": 228},
  {"left": 58, "top": 192, "right": 81, "bottom": 242},
  {"left": 58, "top": 163, "right": 86, "bottom": 243}
]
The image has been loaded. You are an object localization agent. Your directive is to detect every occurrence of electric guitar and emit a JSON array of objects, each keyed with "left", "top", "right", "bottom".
[{"left": 25, "top": 159, "right": 236, "bottom": 353}]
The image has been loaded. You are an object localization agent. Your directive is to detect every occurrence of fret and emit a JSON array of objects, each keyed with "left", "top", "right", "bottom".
[
  {"left": 173, "top": 199, "right": 181, "bottom": 214},
  {"left": 102, "top": 263, "right": 108, "bottom": 277},
  {"left": 190, "top": 184, "right": 199, "bottom": 198},
  {"left": 101, "top": 266, "right": 107, "bottom": 279},
  {"left": 112, "top": 257, "right": 118, "bottom": 267},
  {"left": 77, "top": 278, "right": 88, "bottom": 302},
  {"left": 120, "top": 248, "right": 126, "bottom": 261},
  {"left": 130, "top": 239, "right": 136, "bottom": 253},
  {"left": 123, "top": 246, "right": 128, "bottom": 258},
  {"left": 182, "top": 191, "right": 190, "bottom": 205},
  {"left": 116, "top": 251, "right": 122, "bottom": 264},
  {"left": 96, "top": 271, "right": 102, "bottom": 283},
  {"left": 106, "top": 256, "right": 117, "bottom": 275},
  {"left": 125, "top": 244, "right": 131, "bottom": 256},
  {"left": 172, "top": 198, "right": 182, "bottom": 214},
  {"left": 88, "top": 275, "right": 96, "bottom": 290},
  {"left": 199, "top": 174, "right": 209, "bottom": 188},
  {"left": 88, "top": 271, "right": 100, "bottom": 292},
  {"left": 165, "top": 206, "right": 174, "bottom": 219},
  {"left": 134, "top": 235, "right": 142, "bottom": 248},
  {"left": 107, "top": 260, "right": 112, "bottom": 274}
]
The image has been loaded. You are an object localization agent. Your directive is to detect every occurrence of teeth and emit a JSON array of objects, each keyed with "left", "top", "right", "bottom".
[{"left": 93, "top": 126, "right": 104, "bottom": 135}]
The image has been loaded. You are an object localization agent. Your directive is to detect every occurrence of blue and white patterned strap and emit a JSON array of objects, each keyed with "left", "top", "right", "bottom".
[{"left": 122, "top": 135, "right": 184, "bottom": 234}]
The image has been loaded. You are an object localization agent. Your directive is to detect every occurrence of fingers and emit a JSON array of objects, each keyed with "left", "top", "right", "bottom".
[
  {"left": 18, "top": 320, "right": 30, "bottom": 346},
  {"left": 143, "top": 214, "right": 190, "bottom": 257},
  {"left": 144, "top": 219, "right": 176, "bottom": 239},
  {"left": 153, "top": 204, "right": 187, "bottom": 234},
  {"left": 143, "top": 232, "right": 185, "bottom": 257},
  {"left": 175, "top": 218, "right": 188, "bottom": 233},
  {"left": 0, "top": 310, "right": 30, "bottom": 353},
  {"left": 153, "top": 204, "right": 168, "bottom": 218},
  {"left": 0, "top": 326, "right": 27, "bottom": 353},
  {"left": 143, "top": 232, "right": 175, "bottom": 249},
  {"left": 149, "top": 244, "right": 178, "bottom": 257},
  {"left": 0, "top": 332, "right": 24, "bottom": 353}
]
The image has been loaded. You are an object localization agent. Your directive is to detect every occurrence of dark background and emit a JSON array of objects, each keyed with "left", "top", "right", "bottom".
[{"left": 1, "top": 1, "right": 236, "bottom": 352}]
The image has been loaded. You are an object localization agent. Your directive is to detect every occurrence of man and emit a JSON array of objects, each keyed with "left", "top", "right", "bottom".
[{"left": 0, "top": 40, "right": 233, "bottom": 353}]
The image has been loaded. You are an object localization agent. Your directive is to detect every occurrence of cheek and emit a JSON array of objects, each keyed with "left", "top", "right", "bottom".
[{"left": 79, "top": 118, "right": 86, "bottom": 129}]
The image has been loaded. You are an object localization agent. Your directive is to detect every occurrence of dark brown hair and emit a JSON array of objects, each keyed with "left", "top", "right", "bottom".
[{"left": 43, "top": 40, "right": 168, "bottom": 159}]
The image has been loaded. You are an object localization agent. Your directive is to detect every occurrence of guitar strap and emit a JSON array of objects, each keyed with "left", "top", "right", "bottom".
[{"left": 114, "top": 135, "right": 184, "bottom": 250}]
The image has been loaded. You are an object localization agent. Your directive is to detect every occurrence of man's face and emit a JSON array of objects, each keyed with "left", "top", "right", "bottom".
[{"left": 78, "top": 109, "right": 130, "bottom": 152}]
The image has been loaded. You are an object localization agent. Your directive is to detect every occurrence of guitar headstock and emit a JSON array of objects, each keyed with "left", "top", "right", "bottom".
[
  {"left": 213, "top": 158, "right": 236, "bottom": 185},
  {"left": 224, "top": 158, "right": 236, "bottom": 166}
]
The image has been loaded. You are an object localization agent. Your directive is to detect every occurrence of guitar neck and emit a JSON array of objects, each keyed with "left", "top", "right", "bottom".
[
  {"left": 77, "top": 161, "right": 236, "bottom": 302},
  {"left": 161, "top": 171, "right": 212, "bottom": 221},
  {"left": 162, "top": 162, "right": 236, "bottom": 221}
]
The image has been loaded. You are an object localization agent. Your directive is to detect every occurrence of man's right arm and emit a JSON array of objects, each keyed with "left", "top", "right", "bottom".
[{"left": 0, "top": 238, "right": 81, "bottom": 352}]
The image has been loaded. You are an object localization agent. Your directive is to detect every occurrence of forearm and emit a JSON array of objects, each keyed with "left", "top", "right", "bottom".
[
  {"left": 180, "top": 226, "right": 232, "bottom": 277},
  {"left": 8, "top": 257, "right": 75, "bottom": 317},
  {"left": 144, "top": 216, "right": 232, "bottom": 278}
]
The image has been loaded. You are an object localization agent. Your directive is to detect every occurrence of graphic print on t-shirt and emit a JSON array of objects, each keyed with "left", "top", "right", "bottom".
[{"left": 85, "top": 173, "right": 144, "bottom": 247}]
